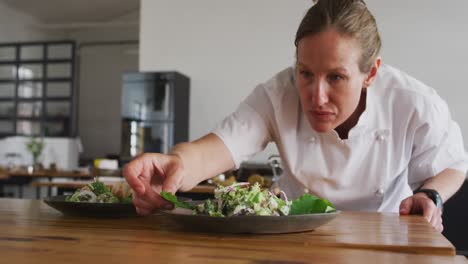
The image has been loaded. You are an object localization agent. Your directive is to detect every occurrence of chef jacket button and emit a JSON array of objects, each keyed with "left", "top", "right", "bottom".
[
  {"left": 376, "top": 134, "right": 385, "bottom": 141},
  {"left": 375, "top": 188, "right": 384, "bottom": 196},
  {"left": 309, "top": 136, "right": 316, "bottom": 143}
]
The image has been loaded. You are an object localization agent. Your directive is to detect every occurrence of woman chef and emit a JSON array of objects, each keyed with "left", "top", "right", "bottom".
[{"left": 124, "top": 0, "right": 468, "bottom": 232}]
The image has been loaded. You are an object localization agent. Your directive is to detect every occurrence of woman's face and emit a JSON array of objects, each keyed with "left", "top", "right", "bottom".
[{"left": 296, "top": 29, "right": 373, "bottom": 133}]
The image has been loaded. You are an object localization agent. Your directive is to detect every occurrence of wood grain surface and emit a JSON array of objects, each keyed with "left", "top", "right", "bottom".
[
  {"left": 9, "top": 170, "right": 93, "bottom": 178},
  {"left": 0, "top": 198, "right": 464, "bottom": 264},
  {"left": 31, "top": 181, "right": 216, "bottom": 194}
]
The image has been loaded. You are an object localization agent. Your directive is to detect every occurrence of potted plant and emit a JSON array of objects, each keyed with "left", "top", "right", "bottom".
[{"left": 26, "top": 137, "right": 45, "bottom": 171}]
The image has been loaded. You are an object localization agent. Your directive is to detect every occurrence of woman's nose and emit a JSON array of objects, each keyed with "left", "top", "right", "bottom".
[{"left": 311, "top": 81, "right": 329, "bottom": 107}]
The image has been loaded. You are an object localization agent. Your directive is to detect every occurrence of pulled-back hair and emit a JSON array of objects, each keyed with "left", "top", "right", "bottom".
[{"left": 295, "top": 0, "right": 381, "bottom": 73}]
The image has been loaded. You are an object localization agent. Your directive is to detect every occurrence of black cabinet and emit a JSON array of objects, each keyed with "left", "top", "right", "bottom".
[{"left": 120, "top": 71, "right": 190, "bottom": 158}]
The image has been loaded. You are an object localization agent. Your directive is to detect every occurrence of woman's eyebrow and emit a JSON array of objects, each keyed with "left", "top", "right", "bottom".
[
  {"left": 329, "top": 67, "right": 349, "bottom": 74},
  {"left": 296, "top": 61, "right": 309, "bottom": 68}
]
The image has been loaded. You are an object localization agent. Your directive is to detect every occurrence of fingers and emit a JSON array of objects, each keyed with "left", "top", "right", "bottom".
[
  {"left": 123, "top": 158, "right": 147, "bottom": 196},
  {"left": 133, "top": 194, "right": 172, "bottom": 215},
  {"left": 399, "top": 197, "right": 413, "bottom": 215},
  {"left": 400, "top": 195, "right": 443, "bottom": 232},
  {"left": 122, "top": 153, "right": 183, "bottom": 215},
  {"left": 123, "top": 153, "right": 167, "bottom": 195},
  {"left": 437, "top": 222, "right": 444, "bottom": 233},
  {"left": 133, "top": 195, "right": 154, "bottom": 216},
  {"left": 433, "top": 208, "right": 444, "bottom": 233},
  {"left": 422, "top": 200, "right": 436, "bottom": 223},
  {"left": 420, "top": 199, "right": 443, "bottom": 233},
  {"left": 162, "top": 167, "right": 184, "bottom": 194},
  {"left": 430, "top": 209, "right": 443, "bottom": 232},
  {"left": 133, "top": 181, "right": 174, "bottom": 216}
]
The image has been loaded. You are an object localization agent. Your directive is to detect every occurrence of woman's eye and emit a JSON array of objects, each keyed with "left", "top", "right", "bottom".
[
  {"left": 299, "top": 70, "right": 312, "bottom": 79},
  {"left": 328, "top": 74, "right": 343, "bottom": 82}
]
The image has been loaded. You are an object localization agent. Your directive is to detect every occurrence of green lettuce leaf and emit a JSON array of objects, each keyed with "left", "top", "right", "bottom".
[
  {"left": 289, "top": 193, "right": 336, "bottom": 215},
  {"left": 160, "top": 191, "right": 195, "bottom": 210},
  {"left": 88, "top": 181, "right": 111, "bottom": 196}
]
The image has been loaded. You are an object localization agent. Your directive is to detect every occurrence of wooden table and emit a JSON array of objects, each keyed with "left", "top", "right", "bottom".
[
  {"left": 0, "top": 199, "right": 466, "bottom": 263},
  {"left": 0, "top": 170, "right": 9, "bottom": 179},
  {"left": 30, "top": 181, "right": 215, "bottom": 200},
  {"left": 31, "top": 181, "right": 216, "bottom": 194},
  {"left": 9, "top": 170, "right": 214, "bottom": 199},
  {"left": 6, "top": 170, "right": 94, "bottom": 198},
  {"left": 9, "top": 170, "right": 93, "bottom": 178}
]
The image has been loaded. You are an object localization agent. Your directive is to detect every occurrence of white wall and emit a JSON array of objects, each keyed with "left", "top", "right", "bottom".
[
  {"left": 140, "top": 0, "right": 468, "bottom": 162},
  {"left": 63, "top": 10, "right": 139, "bottom": 42},
  {"left": 0, "top": 2, "right": 62, "bottom": 42},
  {"left": 140, "top": 0, "right": 311, "bottom": 161},
  {"left": 77, "top": 44, "right": 138, "bottom": 159},
  {"left": 65, "top": 11, "right": 139, "bottom": 159},
  {"left": 366, "top": 1, "right": 468, "bottom": 145}
]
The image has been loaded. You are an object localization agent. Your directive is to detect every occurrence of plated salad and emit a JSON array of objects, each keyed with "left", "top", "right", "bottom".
[
  {"left": 161, "top": 182, "right": 336, "bottom": 217},
  {"left": 66, "top": 179, "right": 133, "bottom": 204}
]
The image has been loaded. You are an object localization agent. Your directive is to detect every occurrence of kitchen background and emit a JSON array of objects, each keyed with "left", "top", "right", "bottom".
[
  {"left": 0, "top": 0, "right": 138, "bottom": 163},
  {"left": 0, "top": 0, "right": 467, "bottom": 254},
  {"left": 1, "top": 0, "right": 466, "bottom": 162}
]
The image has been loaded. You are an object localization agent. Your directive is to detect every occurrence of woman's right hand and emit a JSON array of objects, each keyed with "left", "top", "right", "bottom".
[
  {"left": 123, "top": 153, "right": 187, "bottom": 215},
  {"left": 124, "top": 134, "right": 235, "bottom": 215}
]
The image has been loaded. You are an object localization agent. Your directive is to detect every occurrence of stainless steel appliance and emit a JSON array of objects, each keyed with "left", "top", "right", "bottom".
[{"left": 120, "top": 72, "right": 189, "bottom": 160}]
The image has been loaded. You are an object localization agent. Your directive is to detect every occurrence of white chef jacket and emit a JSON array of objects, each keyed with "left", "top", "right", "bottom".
[{"left": 212, "top": 64, "right": 468, "bottom": 212}]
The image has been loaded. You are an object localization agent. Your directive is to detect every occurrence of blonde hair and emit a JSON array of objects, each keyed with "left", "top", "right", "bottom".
[{"left": 295, "top": 0, "right": 381, "bottom": 73}]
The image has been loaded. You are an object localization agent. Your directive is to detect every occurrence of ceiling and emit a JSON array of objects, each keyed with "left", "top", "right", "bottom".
[{"left": 2, "top": 0, "right": 139, "bottom": 24}]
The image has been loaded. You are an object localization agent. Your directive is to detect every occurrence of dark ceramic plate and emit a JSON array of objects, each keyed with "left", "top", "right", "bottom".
[
  {"left": 160, "top": 207, "right": 340, "bottom": 234},
  {"left": 43, "top": 195, "right": 137, "bottom": 218}
]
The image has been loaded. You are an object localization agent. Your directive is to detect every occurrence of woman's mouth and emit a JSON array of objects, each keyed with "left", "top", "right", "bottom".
[{"left": 311, "top": 110, "right": 335, "bottom": 122}]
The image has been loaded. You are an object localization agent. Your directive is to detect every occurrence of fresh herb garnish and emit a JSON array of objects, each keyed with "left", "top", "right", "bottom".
[
  {"left": 289, "top": 193, "right": 336, "bottom": 215},
  {"left": 88, "top": 181, "right": 110, "bottom": 196},
  {"left": 160, "top": 191, "right": 195, "bottom": 210}
]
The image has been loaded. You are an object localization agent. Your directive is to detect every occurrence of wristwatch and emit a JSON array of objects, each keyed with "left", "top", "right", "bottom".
[{"left": 414, "top": 188, "right": 443, "bottom": 213}]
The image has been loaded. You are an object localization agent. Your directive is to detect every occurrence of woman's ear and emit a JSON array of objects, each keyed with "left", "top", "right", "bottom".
[{"left": 363, "top": 57, "right": 382, "bottom": 88}]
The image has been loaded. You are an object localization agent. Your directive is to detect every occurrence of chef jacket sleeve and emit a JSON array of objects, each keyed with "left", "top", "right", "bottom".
[
  {"left": 408, "top": 94, "right": 468, "bottom": 189},
  {"left": 212, "top": 84, "right": 274, "bottom": 168}
]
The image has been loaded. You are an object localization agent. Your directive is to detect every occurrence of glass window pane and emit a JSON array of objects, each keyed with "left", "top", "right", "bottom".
[
  {"left": 17, "top": 102, "right": 42, "bottom": 117},
  {"left": 19, "top": 82, "right": 42, "bottom": 98},
  {"left": 46, "top": 101, "right": 70, "bottom": 117},
  {"left": 18, "top": 64, "right": 42, "bottom": 79},
  {"left": 44, "top": 121, "right": 67, "bottom": 137},
  {"left": 0, "top": 83, "right": 15, "bottom": 97},
  {"left": 0, "top": 65, "right": 16, "bottom": 79},
  {"left": 0, "top": 47, "right": 16, "bottom": 61},
  {"left": 47, "top": 63, "right": 71, "bottom": 78},
  {"left": 17, "top": 120, "right": 41, "bottom": 135},
  {"left": 47, "top": 44, "right": 72, "bottom": 59},
  {"left": 20, "top": 45, "right": 43, "bottom": 60},
  {"left": 0, "top": 102, "right": 14, "bottom": 116},
  {"left": 0, "top": 121, "right": 14, "bottom": 133},
  {"left": 47, "top": 82, "right": 71, "bottom": 97}
]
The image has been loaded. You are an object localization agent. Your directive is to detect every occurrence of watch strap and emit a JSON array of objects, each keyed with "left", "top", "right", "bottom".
[{"left": 414, "top": 188, "right": 443, "bottom": 212}]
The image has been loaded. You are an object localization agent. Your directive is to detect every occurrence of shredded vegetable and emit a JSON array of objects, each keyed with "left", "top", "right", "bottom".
[
  {"left": 66, "top": 179, "right": 133, "bottom": 204},
  {"left": 162, "top": 182, "right": 336, "bottom": 217},
  {"left": 195, "top": 182, "right": 291, "bottom": 217}
]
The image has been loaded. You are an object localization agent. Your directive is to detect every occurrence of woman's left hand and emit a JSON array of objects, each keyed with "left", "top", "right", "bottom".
[{"left": 399, "top": 193, "right": 443, "bottom": 232}]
